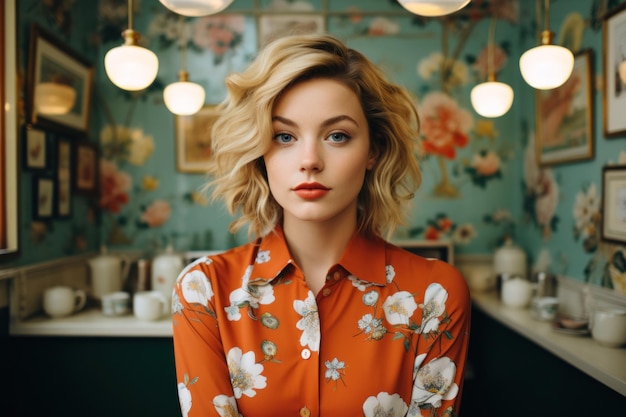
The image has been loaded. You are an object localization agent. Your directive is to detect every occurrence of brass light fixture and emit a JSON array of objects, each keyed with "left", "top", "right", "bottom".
[
  {"left": 470, "top": 16, "right": 514, "bottom": 118},
  {"left": 163, "top": 17, "right": 205, "bottom": 116},
  {"left": 104, "top": 0, "right": 159, "bottom": 91},
  {"left": 519, "top": 0, "right": 574, "bottom": 90}
]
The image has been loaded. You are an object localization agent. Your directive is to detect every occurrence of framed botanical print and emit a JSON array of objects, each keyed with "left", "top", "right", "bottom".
[
  {"left": 535, "top": 49, "right": 594, "bottom": 165},
  {"left": 602, "top": 165, "right": 626, "bottom": 244},
  {"left": 32, "top": 176, "right": 55, "bottom": 220},
  {"left": 73, "top": 139, "right": 99, "bottom": 196},
  {"left": 602, "top": 2, "right": 626, "bottom": 137},
  {"left": 23, "top": 126, "right": 50, "bottom": 170},
  {"left": 175, "top": 104, "right": 218, "bottom": 173}
]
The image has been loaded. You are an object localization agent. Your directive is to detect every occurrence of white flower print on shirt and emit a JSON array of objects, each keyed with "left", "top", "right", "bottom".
[
  {"left": 363, "top": 392, "right": 408, "bottom": 417},
  {"left": 408, "top": 354, "right": 459, "bottom": 416},
  {"left": 227, "top": 347, "right": 267, "bottom": 399},
  {"left": 255, "top": 250, "right": 270, "bottom": 264},
  {"left": 212, "top": 394, "right": 241, "bottom": 417},
  {"left": 325, "top": 357, "right": 346, "bottom": 387},
  {"left": 386, "top": 264, "right": 396, "bottom": 283},
  {"left": 225, "top": 265, "right": 276, "bottom": 321},
  {"left": 383, "top": 291, "right": 418, "bottom": 326},
  {"left": 293, "top": 291, "right": 321, "bottom": 352},
  {"left": 420, "top": 283, "right": 448, "bottom": 334},
  {"left": 180, "top": 270, "right": 214, "bottom": 305},
  {"left": 178, "top": 382, "right": 192, "bottom": 417}
]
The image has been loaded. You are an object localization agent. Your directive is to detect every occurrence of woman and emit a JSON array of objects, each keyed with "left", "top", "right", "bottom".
[{"left": 172, "top": 33, "right": 470, "bottom": 417}]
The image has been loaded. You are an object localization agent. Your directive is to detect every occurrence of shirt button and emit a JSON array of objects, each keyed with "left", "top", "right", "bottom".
[
  {"left": 300, "top": 406, "right": 311, "bottom": 417},
  {"left": 301, "top": 349, "right": 311, "bottom": 359},
  {"left": 322, "top": 288, "right": 331, "bottom": 297},
  {"left": 333, "top": 271, "right": 341, "bottom": 280}
]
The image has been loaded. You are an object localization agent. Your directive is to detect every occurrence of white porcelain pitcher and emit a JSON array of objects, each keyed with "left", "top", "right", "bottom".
[{"left": 87, "top": 246, "right": 130, "bottom": 300}]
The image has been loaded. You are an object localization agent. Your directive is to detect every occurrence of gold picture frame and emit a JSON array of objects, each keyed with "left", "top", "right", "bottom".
[
  {"left": 535, "top": 49, "right": 594, "bottom": 166},
  {"left": 175, "top": 105, "right": 219, "bottom": 174},
  {"left": 601, "top": 165, "right": 626, "bottom": 244}
]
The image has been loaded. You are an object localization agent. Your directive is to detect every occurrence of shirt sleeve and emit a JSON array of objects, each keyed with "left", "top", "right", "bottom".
[
  {"left": 409, "top": 260, "right": 471, "bottom": 417},
  {"left": 171, "top": 259, "right": 240, "bottom": 417}
]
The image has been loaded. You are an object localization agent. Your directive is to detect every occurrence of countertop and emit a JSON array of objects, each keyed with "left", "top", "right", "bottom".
[
  {"left": 10, "top": 289, "right": 626, "bottom": 396},
  {"left": 472, "top": 290, "right": 626, "bottom": 397}
]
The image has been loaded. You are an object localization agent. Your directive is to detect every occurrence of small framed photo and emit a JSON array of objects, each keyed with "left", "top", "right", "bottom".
[
  {"left": 535, "top": 49, "right": 594, "bottom": 166},
  {"left": 22, "top": 126, "right": 50, "bottom": 170},
  {"left": 258, "top": 14, "right": 325, "bottom": 48},
  {"left": 175, "top": 104, "right": 219, "bottom": 174},
  {"left": 32, "top": 175, "right": 55, "bottom": 220},
  {"left": 27, "top": 23, "right": 94, "bottom": 136},
  {"left": 601, "top": 166, "right": 626, "bottom": 244},
  {"left": 73, "top": 139, "right": 99, "bottom": 196},
  {"left": 602, "top": 2, "right": 626, "bottom": 138},
  {"left": 56, "top": 137, "right": 71, "bottom": 218}
]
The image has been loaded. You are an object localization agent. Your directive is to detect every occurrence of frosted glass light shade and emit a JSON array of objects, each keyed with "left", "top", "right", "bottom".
[
  {"left": 519, "top": 44, "right": 574, "bottom": 90},
  {"left": 35, "top": 82, "right": 76, "bottom": 115},
  {"left": 104, "top": 44, "right": 159, "bottom": 91},
  {"left": 397, "top": 0, "right": 470, "bottom": 16},
  {"left": 619, "top": 60, "right": 626, "bottom": 84},
  {"left": 471, "top": 81, "right": 514, "bottom": 118},
  {"left": 164, "top": 81, "right": 205, "bottom": 115},
  {"left": 159, "top": 0, "right": 233, "bottom": 16}
]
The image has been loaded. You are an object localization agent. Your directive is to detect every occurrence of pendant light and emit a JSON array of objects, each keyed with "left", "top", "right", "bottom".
[
  {"left": 158, "top": 0, "right": 233, "bottom": 16},
  {"left": 471, "top": 17, "right": 514, "bottom": 118},
  {"left": 519, "top": 0, "right": 574, "bottom": 90},
  {"left": 104, "top": 0, "right": 159, "bottom": 91},
  {"left": 163, "top": 17, "right": 205, "bottom": 115},
  {"left": 397, "top": 0, "right": 470, "bottom": 17}
]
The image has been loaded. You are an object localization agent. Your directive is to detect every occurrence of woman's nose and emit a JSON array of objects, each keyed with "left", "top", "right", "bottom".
[{"left": 299, "top": 140, "right": 324, "bottom": 172}]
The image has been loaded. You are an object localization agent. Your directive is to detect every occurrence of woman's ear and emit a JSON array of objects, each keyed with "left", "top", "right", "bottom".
[{"left": 367, "top": 148, "right": 379, "bottom": 170}]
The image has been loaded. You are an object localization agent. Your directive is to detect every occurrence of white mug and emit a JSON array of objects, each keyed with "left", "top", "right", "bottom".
[
  {"left": 101, "top": 291, "right": 131, "bottom": 316},
  {"left": 501, "top": 277, "right": 533, "bottom": 308},
  {"left": 43, "top": 286, "right": 87, "bottom": 318},
  {"left": 133, "top": 291, "right": 168, "bottom": 321},
  {"left": 590, "top": 308, "right": 626, "bottom": 348}
]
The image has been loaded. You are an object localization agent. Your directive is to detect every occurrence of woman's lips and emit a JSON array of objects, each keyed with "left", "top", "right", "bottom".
[{"left": 293, "top": 183, "right": 330, "bottom": 199}]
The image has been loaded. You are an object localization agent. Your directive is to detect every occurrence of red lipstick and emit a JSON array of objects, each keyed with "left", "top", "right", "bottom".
[{"left": 293, "top": 182, "right": 330, "bottom": 199}]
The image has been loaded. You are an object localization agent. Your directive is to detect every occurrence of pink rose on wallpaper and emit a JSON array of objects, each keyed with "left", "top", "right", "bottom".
[
  {"left": 140, "top": 200, "right": 172, "bottom": 227},
  {"left": 472, "top": 151, "right": 501, "bottom": 176},
  {"left": 99, "top": 159, "right": 132, "bottom": 213},
  {"left": 473, "top": 44, "right": 507, "bottom": 79},
  {"left": 192, "top": 15, "right": 244, "bottom": 57},
  {"left": 534, "top": 170, "right": 559, "bottom": 228},
  {"left": 419, "top": 92, "right": 473, "bottom": 159}
]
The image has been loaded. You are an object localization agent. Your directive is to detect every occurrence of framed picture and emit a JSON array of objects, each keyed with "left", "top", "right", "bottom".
[
  {"left": 535, "top": 49, "right": 594, "bottom": 166},
  {"left": 27, "top": 23, "right": 94, "bottom": 136},
  {"left": 258, "top": 14, "right": 325, "bottom": 48},
  {"left": 22, "top": 126, "right": 50, "bottom": 170},
  {"left": 32, "top": 176, "right": 55, "bottom": 220},
  {"left": 175, "top": 104, "right": 219, "bottom": 173},
  {"left": 601, "top": 166, "right": 626, "bottom": 244},
  {"left": 73, "top": 140, "right": 99, "bottom": 196},
  {"left": 56, "top": 137, "right": 71, "bottom": 218},
  {"left": 1, "top": 0, "right": 20, "bottom": 260},
  {"left": 602, "top": 2, "right": 626, "bottom": 137}
]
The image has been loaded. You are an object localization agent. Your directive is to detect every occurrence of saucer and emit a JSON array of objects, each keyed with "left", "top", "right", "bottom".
[{"left": 551, "top": 319, "right": 590, "bottom": 336}]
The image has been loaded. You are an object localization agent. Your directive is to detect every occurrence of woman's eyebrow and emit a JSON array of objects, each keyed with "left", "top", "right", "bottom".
[{"left": 271, "top": 114, "right": 360, "bottom": 128}]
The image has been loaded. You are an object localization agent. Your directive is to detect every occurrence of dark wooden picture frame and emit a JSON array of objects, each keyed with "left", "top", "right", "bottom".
[
  {"left": 73, "top": 139, "right": 99, "bottom": 197},
  {"left": 602, "top": 2, "right": 626, "bottom": 138},
  {"left": 27, "top": 23, "right": 94, "bottom": 136},
  {"left": 601, "top": 165, "right": 626, "bottom": 244},
  {"left": 32, "top": 175, "right": 55, "bottom": 220},
  {"left": 56, "top": 137, "right": 71, "bottom": 218},
  {"left": 22, "top": 125, "right": 51, "bottom": 170}
]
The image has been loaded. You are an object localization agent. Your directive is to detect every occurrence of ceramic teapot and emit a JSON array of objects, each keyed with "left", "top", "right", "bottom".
[
  {"left": 151, "top": 244, "right": 184, "bottom": 312},
  {"left": 493, "top": 237, "right": 527, "bottom": 277},
  {"left": 87, "top": 246, "right": 131, "bottom": 300}
]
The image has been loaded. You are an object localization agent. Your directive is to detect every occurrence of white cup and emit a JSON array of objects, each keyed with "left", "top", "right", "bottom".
[
  {"left": 43, "top": 286, "right": 87, "bottom": 318},
  {"left": 590, "top": 308, "right": 626, "bottom": 348},
  {"left": 531, "top": 296, "right": 559, "bottom": 321},
  {"left": 101, "top": 291, "right": 131, "bottom": 316},
  {"left": 133, "top": 291, "right": 168, "bottom": 321},
  {"left": 501, "top": 277, "right": 533, "bottom": 308}
]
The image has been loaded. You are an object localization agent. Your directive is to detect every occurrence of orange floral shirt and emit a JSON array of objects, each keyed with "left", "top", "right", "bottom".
[{"left": 172, "top": 227, "right": 471, "bottom": 417}]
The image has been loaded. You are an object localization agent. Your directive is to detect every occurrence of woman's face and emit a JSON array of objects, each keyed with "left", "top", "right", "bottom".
[{"left": 264, "top": 77, "right": 375, "bottom": 229}]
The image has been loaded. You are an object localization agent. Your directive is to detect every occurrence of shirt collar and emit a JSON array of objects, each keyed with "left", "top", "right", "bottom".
[{"left": 251, "top": 226, "right": 388, "bottom": 286}]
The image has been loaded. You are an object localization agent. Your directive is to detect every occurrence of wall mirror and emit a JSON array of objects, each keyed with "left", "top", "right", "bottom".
[{"left": 1, "top": 0, "right": 20, "bottom": 262}]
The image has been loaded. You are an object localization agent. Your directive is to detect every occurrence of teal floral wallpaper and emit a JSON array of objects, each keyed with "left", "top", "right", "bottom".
[{"left": 7, "top": 0, "right": 626, "bottom": 297}]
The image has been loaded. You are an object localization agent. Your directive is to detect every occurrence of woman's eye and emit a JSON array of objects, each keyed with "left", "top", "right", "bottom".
[
  {"left": 273, "top": 133, "right": 294, "bottom": 143},
  {"left": 327, "top": 132, "right": 350, "bottom": 143}
]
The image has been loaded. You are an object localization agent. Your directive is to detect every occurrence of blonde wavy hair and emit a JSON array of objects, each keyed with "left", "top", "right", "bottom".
[{"left": 207, "top": 33, "right": 422, "bottom": 239}]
